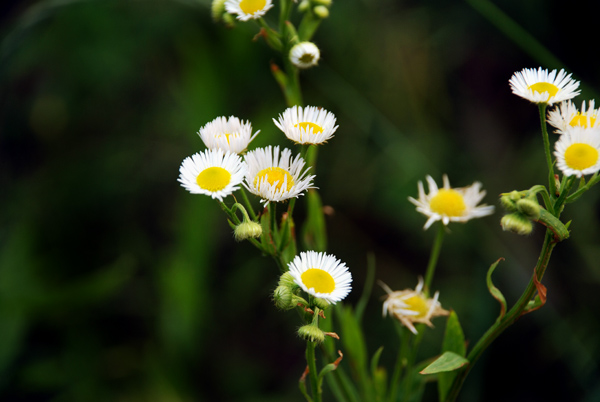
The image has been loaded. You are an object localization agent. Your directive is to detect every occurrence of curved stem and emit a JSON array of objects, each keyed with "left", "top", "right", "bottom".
[{"left": 423, "top": 222, "right": 446, "bottom": 296}]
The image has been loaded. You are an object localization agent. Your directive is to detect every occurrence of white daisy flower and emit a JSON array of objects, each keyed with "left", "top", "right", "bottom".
[
  {"left": 554, "top": 126, "right": 600, "bottom": 178},
  {"left": 244, "top": 145, "right": 315, "bottom": 203},
  {"left": 198, "top": 116, "right": 259, "bottom": 154},
  {"left": 509, "top": 67, "right": 580, "bottom": 105},
  {"left": 273, "top": 105, "right": 338, "bottom": 145},
  {"left": 224, "top": 0, "right": 273, "bottom": 21},
  {"left": 408, "top": 174, "right": 495, "bottom": 230},
  {"left": 178, "top": 148, "right": 246, "bottom": 201},
  {"left": 288, "top": 251, "right": 352, "bottom": 304},
  {"left": 547, "top": 100, "right": 600, "bottom": 134},
  {"left": 289, "top": 41, "right": 320, "bottom": 69},
  {"left": 380, "top": 278, "right": 448, "bottom": 335}
]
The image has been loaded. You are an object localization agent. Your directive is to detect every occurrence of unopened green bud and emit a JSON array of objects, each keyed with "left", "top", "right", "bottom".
[
  {"left": 273, "top": 285, "right": 295, "bottom": 310},
  {"left": 211, "top": 0, "right": 231, "bottom": 24},
  {"left": 234, "top": 221, "right": 262, "bottom": 241},
  {"left": 313, "top": 5, "right": 329, "bottom": 18},
  {"left": 278, "top": 272, "right": 298, "bottom": 289},
  {"left": 298, "top": 324, "right": 325, "bottom": 343},
  {"left": 516, "top": 198, "right": 541, "bottom": 220},
  {"left": 499, "top": 194, "right": 518, "bottom": 212},
  {"left": 501, "top": 213, "right": 533, "bottom": 236},
  {"left": 312, "top": 297, "right": 330, "bottom": 310},
  {"left": 298, "top": 0, "right": 310, "bottom": 12}
]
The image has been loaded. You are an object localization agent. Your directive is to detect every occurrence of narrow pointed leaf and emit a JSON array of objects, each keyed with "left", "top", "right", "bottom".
[{"left": 420, "top": 352, "right": 468, "bottom": 375}]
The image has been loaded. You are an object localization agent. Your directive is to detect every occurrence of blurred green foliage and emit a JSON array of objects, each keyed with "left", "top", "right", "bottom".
[{"left": 1, "top": 0, "right": 600, "bottom": 401}]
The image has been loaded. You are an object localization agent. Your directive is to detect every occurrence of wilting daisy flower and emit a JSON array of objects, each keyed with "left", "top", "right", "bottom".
[
  {"left": 273, "top": 105, "right": 338, "bottom": 145},
  {"left": 408, "top": 175, "right": 495, "bottom": 230},
  {"left": 547, "top": 100, "right": 599, "bottom": 134},
  {"left": 288, "top": 251, "right": 352, "bottom": 304},
  {"left": 380, "top": 278, "right": 449, "bottom": 335},
  {"left": 178, "top": 149, "right": 246, "bottom": 201},
  {"left": 224, "top": 0, "right": 273, "bottom": 21},
  {"left": 554, "top": 126, "right": 600, "bottom": 178},
  {"left": 289, "top": 41, "right": 320, "bottom": 69},
  {"left": 198, "top": 116, "right": 259, "bottom": 154},
  {"left": 244, "top": 146, "right": 315, "bottom": 203},
  {"left": 509, "top": 67, "right": 580, "bottom": 105}
]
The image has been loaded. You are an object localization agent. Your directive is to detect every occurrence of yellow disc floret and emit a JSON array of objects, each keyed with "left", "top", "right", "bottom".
[
  {"left": 254, "top": 167, "right": 294, "bottom": 192},
  {"left": 301, "top": 268, "right": 335, "bottom": 294},
  {"left": 569, "top": 113, "right": 596, "bottom": 128},
  {"left": 239, "top": 0, "right": 266, "bottom": 14},
  {"left": 403, "top": 295, "right": 429, "bottom": 319},
  {"left": 196, "top": 167, "right": 231, "bottom": 192},
  {"left": 564, "top": 143, "right": 599, "bottom": 170},
  {"left": 528, "top": 82, "right": 559, "bottom": 100},
  {"left": 295, "top": 122, "right": 324, "bottom": 134},
  {"left": 429, "top": 189, "right": 466, "bottom": 217}
]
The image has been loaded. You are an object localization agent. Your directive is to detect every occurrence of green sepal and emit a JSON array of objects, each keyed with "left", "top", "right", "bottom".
[
  {"left": 486, "top": 258, "right": 507, "bottom": 321},
  {"left": 302, "top": 189, "right": 327, "bottom": 251},
  {"left": 420, "top": 352, "right": 469, "bottom": 375},
  {"left": 437, "top": 311, "right": 466, "bottom": 402}
]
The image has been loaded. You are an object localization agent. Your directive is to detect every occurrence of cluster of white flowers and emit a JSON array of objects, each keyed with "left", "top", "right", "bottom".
[{"left": 510, "top": 67, "right": 600, "bottom": 178}]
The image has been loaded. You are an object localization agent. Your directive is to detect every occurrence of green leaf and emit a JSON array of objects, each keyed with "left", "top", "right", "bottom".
[
  {"left": 420, "top": 352, "right": 469, "bottom": 375},
  {"left": 487, "top": 258, "right": 507, "bottom": 321},
  {"left": 438, "top": 311, "right": 466, "bottom": 401}
]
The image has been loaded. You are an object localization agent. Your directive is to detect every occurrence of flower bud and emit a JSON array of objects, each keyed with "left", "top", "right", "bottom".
[
  {"left": 234, "top": 221, "right": 262, "bottom": 241},
  {"left": 278, "top": 271, "right": 297, "bottom": 288},
  {"left": 298, "top": 324, "right": 325, "bottom": 343},
  {"left": 499, "top": 194, "right": 518, "bottom": 212},
  {"left": 501, "top": 213, "right": 533, "bottom": 236},
  {"left": 313, "top": 5, "right": 330, "bottom": 18},
  {"left": 516, "top": 198, "right": 541, "bottom": 220},
  {"left": 312, "top": 297, "right": 330, "bottom": 310},
  {"left": 298, "top": 0, "right": 310, "bottom": 12},
  {"left": 273, "top": 285, "right": 295, "bottom": 310}
]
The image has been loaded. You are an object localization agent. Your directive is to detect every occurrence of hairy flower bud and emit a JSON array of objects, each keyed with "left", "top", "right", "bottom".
[
  {"left": 234, "top": 221, "right": 262, "bottom": 241},
  {"left": 313, "top": 5, "right": 330, "bottom": 18},
  {"left": 516, "top": 198, "right": 541, "bottom": 220},
  {"left": 501, "top": 213, "right": 533, "bottom": 236},
  {"left": 298, "top": 324, "right": 325, "bottom": 343},
  {"left": 273, "top": 285, "right": 295, "bottom": 310}
]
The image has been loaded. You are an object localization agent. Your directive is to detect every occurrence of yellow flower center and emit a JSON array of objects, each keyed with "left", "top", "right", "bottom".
[
  {"left": 295, "top": 122, "right": 323, "bottom": 134},
  {"left": 196, "top": 167, "right": 231, "bottom": 192},
  {"left": 239, "top": 0, "right": 266, "bottom": 14},
  {"left": 429, "top": 189, "right": 466, "bottom": 217},
  {"left": 528, "top": 82, "right": 559, "bottom": 100},
  {"left": 404, "top": 295, "right": 429, "bottom": 319},
  {"left": 301, "top": 268, "right": 335, "bottom": 294},
  {"left": 254, "top": 167, "right": 294, "bottom": 192},
  {"left": 569, "top": 113, "right": 596, "bottom": 128},
  {"left": 564, "top": 143, "right": 599, "bottom": 171}
]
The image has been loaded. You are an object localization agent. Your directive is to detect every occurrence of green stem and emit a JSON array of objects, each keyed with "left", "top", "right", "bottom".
[
  {"left": 423, "top": 222, "right": 446, "bottom": 296},
  {"left": 306, "top": 341, "right": 322, "bottom": 402},
  {"left": 239, "top": 187, "right": 258, "bottom": 221},
  {"left": 388, "top": 323, "right": 410, "bottom": 402},
  {"left": 538, "top": 103, "right": 557, "bottom": 196}
]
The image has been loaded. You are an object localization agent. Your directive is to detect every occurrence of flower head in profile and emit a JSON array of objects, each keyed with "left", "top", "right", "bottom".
[
  {"left": 225, "top": 0, "right": 273, "bottom": 21},
  {"left": 178, "top": 149, "right": 246, "bottom": 201},
  {"left": 509, "top": 67, "right": 580, "bottom": 105},
  {"left": 273, "top": 105, "right": 338, "bottom": 145},
  {"left": 554, "top": 126, "right": 600, "bottom": 178},
  {"left": 547, "top": 100, "right": 600, "bottom": 134},
  {"left": 288, "top": 251, "right": 352, "bottom": 304},
  {"left": 408, "top": 174, "right": 495, "bottom": 230},
  {"left": 290, "top": 42, "right": 320, "bottom": 69},
  {"left": 198, "top": 116, "right": 259, "bottom": 154},
  {"left": 244, "top": 145, "right": 315, "bottom": 203},
  {"left": 380, "top": 278, "right": 449, "bottom": 335}
]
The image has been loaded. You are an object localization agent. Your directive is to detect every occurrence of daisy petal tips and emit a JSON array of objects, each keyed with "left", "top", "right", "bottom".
[
  {"left": 244, "top": 145, "right": 316, "bottom": 204},
  {"left": 178, "top": 148, "right": 247, "bottom": 201},
  {"left": 273, "top": 105, "right": 338, "bottom": 145},
  {"left": 509, "top": 67, "right": 580, "bottom": 105},
  {"left": 288, "top": 251, "right": 352, "bottom": 304},
  {"left": 224, "top": 0, "right": 273, "bottom": 21},
  {"left": 408, "top": 174, "right": 495, "bottom": 230}
]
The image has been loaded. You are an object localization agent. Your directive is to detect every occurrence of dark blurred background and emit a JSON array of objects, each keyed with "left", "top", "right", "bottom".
[{"left": 2, "top": 0, "right": 600, "bottom": 401}]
